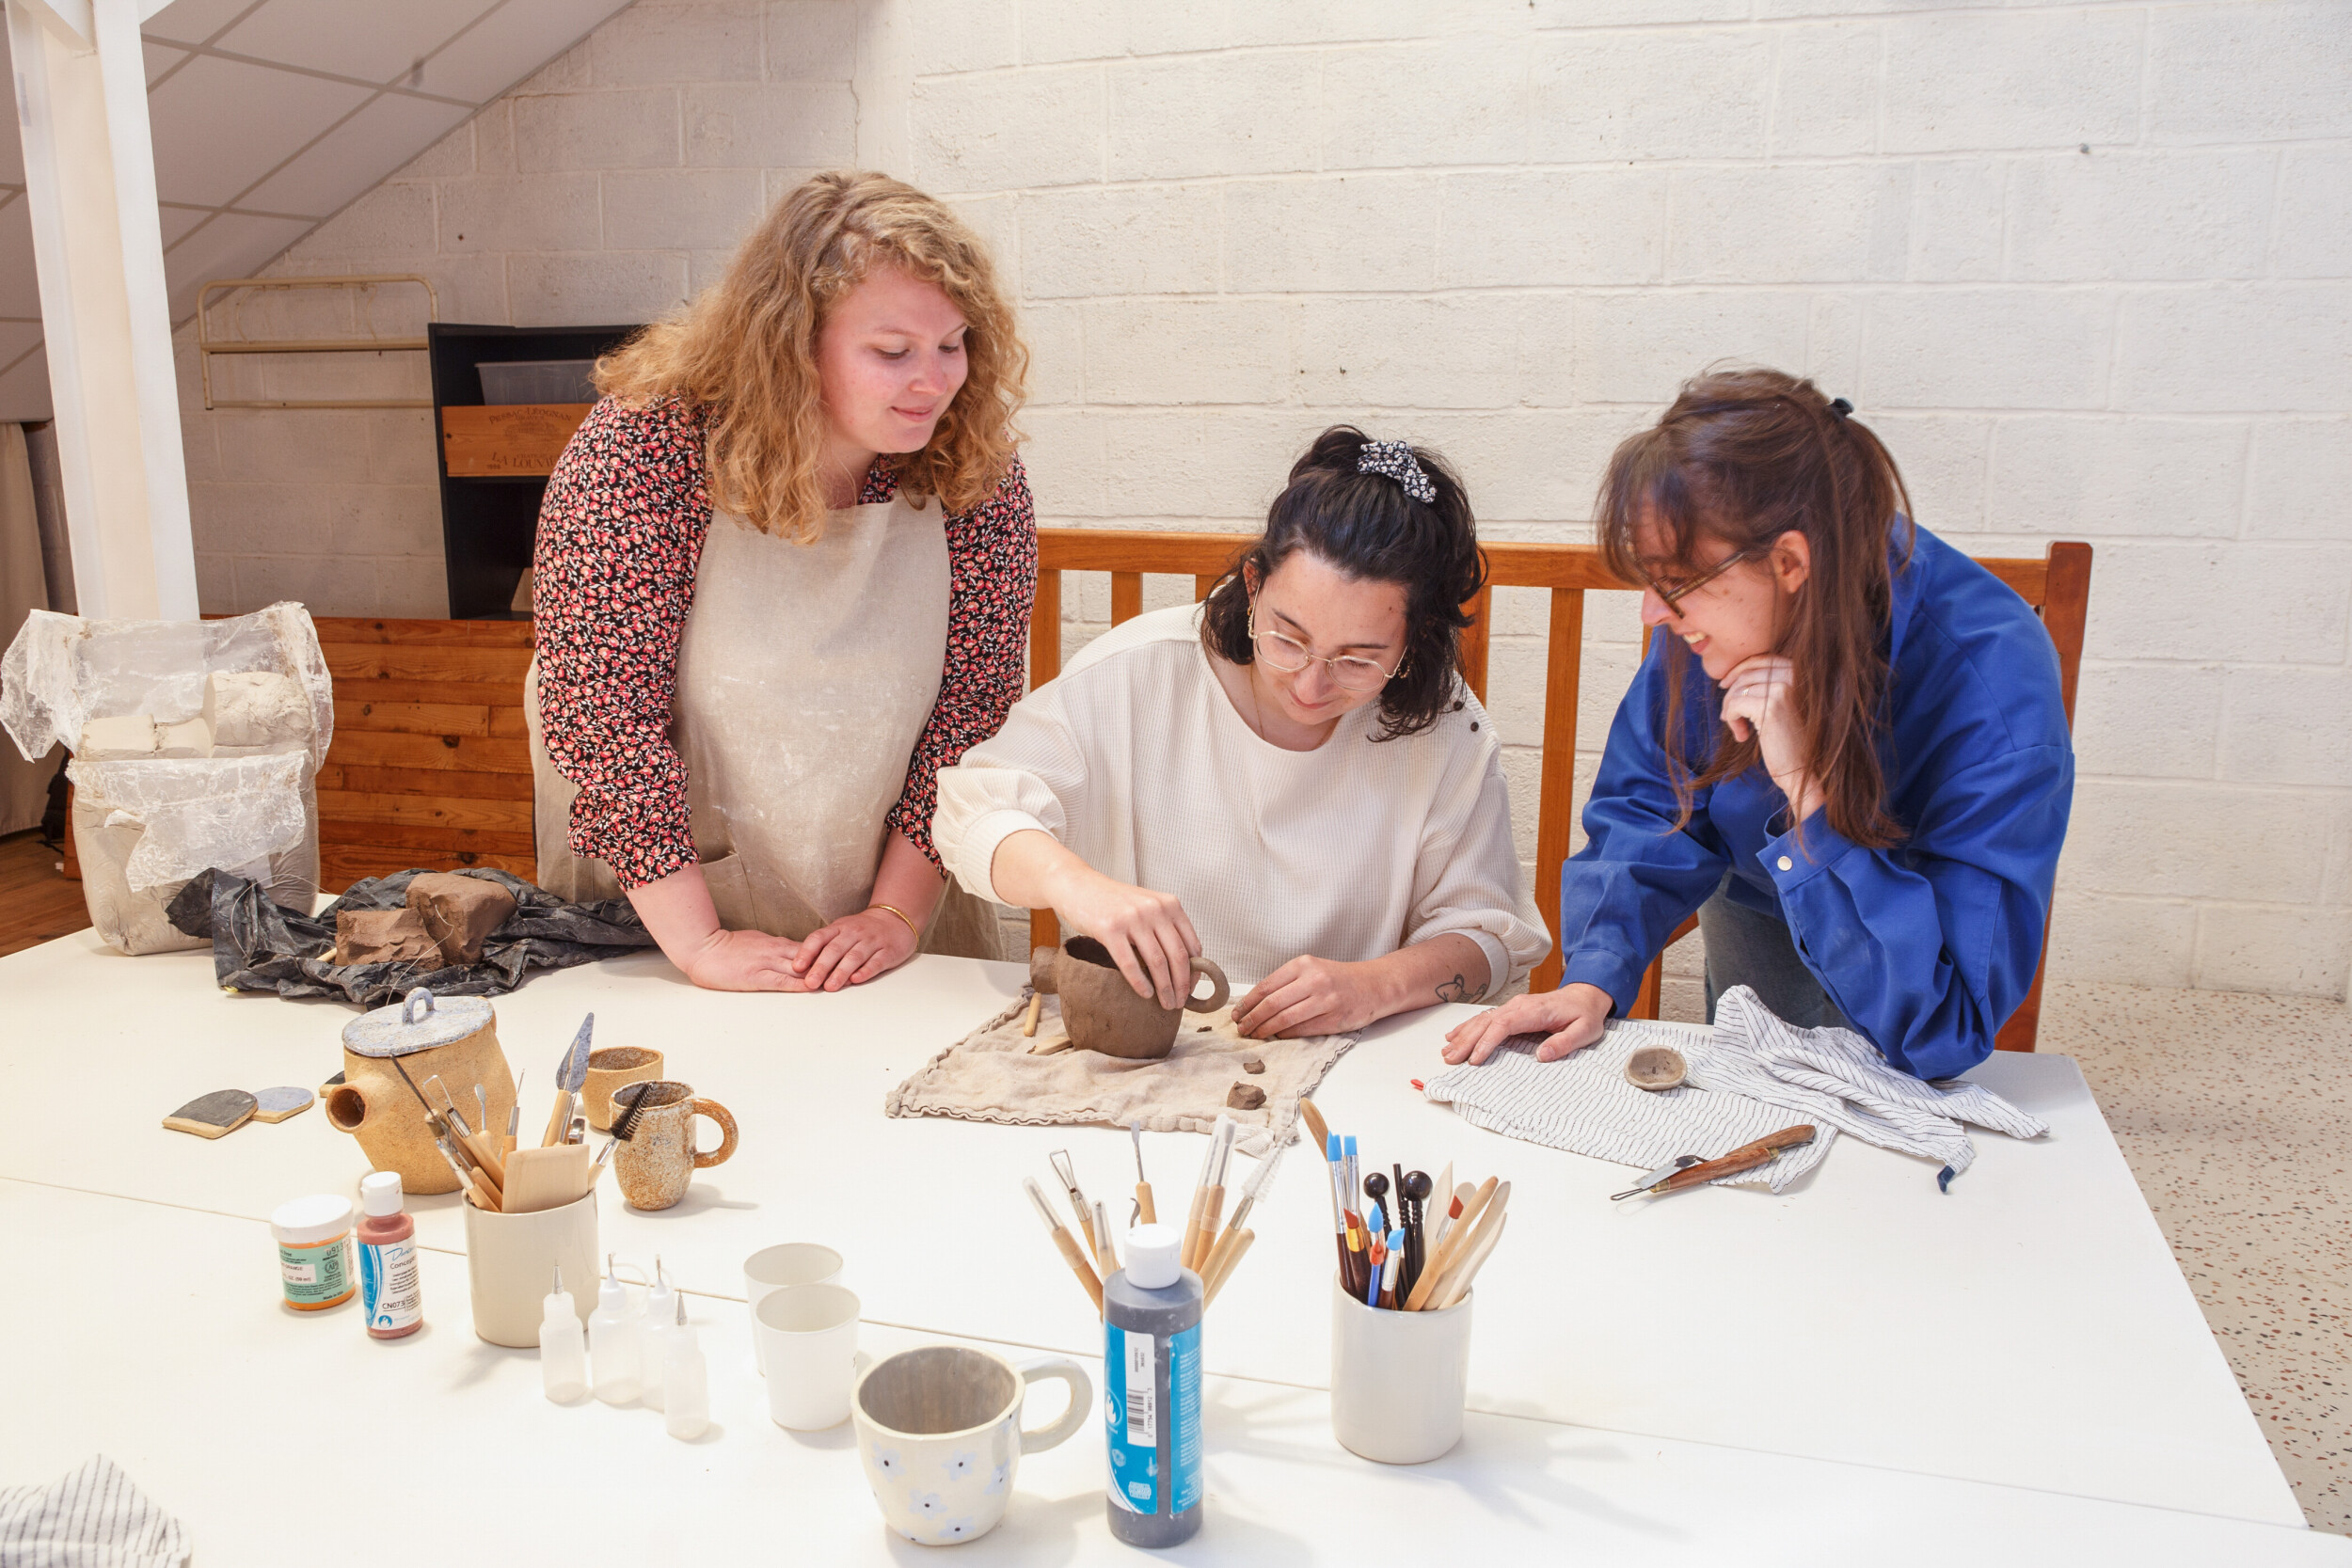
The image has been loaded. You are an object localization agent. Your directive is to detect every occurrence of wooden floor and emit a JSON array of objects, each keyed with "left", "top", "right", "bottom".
[{"left": 0, "top": 829, "right": 91, "bottom": 958}]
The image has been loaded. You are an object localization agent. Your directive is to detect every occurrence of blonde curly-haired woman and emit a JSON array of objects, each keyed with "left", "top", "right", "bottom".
[{"left": 526, "top": 171, "right": 1035, "bottom": 992}]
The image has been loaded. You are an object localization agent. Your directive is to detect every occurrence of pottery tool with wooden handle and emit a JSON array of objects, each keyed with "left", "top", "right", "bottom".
[
  {"left": 1435, "top": 1210, "right": 1508, "bottom": 1311},
  {"left": 1610, "top": 1125, "right": 1817, "bottom": 1200},
  {"left": 1201, "top": 1228, "right": 1254, "bottom": 1307},
  {"left": 543, "top": 1014, "right": 593, "bottom": 1148},
  {"left": 1202, "top": 1136, "right": 1287, "bottom": 1279},
  {"left": 1129, "top": 1123, "right": 1155, "bottom": 1225},
  {"left": 422, "top": 1074, "right": 503, "bottom": 1171},
  {"left": 1092, "top": 1199, "right": 1120, "bottom": 1275},
  {"left": 1184, "top": 1117, "right": 1237, "bottom": 1272},
  {"left": 1049, "top": 1148, "right": 1098, "bottom": 1263},
  {"left": 502, "top": 1142, "right": 592, "bottom": 1215},
  {"left": 1416, "top": 1182, "right": 1507, "bottom": 1310},
  {"left": 1404, "top": 1175, "right": 1498, "bottom": 1310},
  {"left": 1025, "top": 1176, "right": 1103, "bottom": 1314},
  {"left": 1022, "top": 991, "right": 1043, "bottom": 1037}
]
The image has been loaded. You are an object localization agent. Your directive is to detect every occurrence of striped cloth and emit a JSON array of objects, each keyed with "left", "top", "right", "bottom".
[
  {"left": 1422, "top": 986, "right": 2046, "bottom": 1194},
  {"left": 0, "top": 1456, "right": 187, "bottom": 1568}
]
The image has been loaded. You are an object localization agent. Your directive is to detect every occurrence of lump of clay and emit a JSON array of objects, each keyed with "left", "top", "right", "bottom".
[
  {"left": 405, "top": 872, "right": 516, "bottom": 965},
  {"left": 1241, "top": 1056, "right": 1264, "bottom": 1074},
  {"left": 151, "top": 717, "right": 214, "bottom": 758},
  {"left": 203, "top": 671, "right": 310, "bottom": 752},
  {"left": 78, "top": 714, "right": 157, "bottom": 759},
  {"left": 1226, "top": 1082, "right": 1266, "bottom": 1111},
  {"left": 335, "top": 907, "right": 443, "bottom": 967}
]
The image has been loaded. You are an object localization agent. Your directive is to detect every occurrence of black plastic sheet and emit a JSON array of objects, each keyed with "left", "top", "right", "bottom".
[{"left": 167, "top": 866, "right": 659, "bottom": 1009}]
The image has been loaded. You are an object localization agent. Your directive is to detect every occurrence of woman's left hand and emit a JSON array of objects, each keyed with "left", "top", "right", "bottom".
[
  {"left": 1719, "top": 654, "right": 1820, "bottom": 822},
  {"left": 1233, "top": 956, "right": 1386, "bottom": 1039},
  {"left": 790, "top": 908, "right": 918, "bottom": 991}
]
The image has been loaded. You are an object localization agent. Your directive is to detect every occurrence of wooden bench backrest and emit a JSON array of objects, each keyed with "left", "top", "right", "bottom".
[{"left": 1029, "top": 531, "right": 2091, "bottom": 1052}]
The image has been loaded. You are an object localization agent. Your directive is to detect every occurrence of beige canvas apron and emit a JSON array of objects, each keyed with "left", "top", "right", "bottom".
[{"left": 526, "top": 493, "right": 1001, "bottom": 959}]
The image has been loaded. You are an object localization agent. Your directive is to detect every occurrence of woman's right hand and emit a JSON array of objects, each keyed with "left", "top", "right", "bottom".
[
  {"left": 679, "top": 927, "right": 812, "bottom": 992},
  {"left": 1045, "top": 863, "right": 1202, "bottom": 1010},
  {"left": 1440, "top": 982, "right": 1613, "bottom": 1066}
]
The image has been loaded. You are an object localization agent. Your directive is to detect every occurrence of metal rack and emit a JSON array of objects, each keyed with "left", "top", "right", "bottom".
[{"left": 196, "top": 274, "right": 439, "bottom": 410}]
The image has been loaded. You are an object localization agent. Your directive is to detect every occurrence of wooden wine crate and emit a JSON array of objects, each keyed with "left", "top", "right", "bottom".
[{"left": 438, "top": 404, "right": 593, "bottom": 477}]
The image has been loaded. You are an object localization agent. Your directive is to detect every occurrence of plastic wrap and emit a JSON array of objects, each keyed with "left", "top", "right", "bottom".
[
  {"left": 1, "top": 601, "right": 333, "bottom": 770},
  {"left": 67, "top": 752, "right": 309, "bottom": 893}
]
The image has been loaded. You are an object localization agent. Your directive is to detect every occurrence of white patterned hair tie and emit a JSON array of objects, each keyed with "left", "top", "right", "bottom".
[{"left": 1357, "top": 438, "right": 1437, "bottom": 504}]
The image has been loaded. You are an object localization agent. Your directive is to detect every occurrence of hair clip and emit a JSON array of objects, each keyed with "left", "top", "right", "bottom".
[
  {"left": 1358, "top": 438, "right": 1437, "bottom": 504},
  {"left": 1829, "top": 397, "right": 1854, "bottom": 418}
]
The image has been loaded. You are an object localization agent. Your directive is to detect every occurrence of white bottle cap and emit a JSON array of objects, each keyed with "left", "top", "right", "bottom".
[
  {"left": 1124, "top": 1222, "right": 1183, "bottom": 1290},
  {"left": 360, "top": 1171, "right": 405, "bottom": 1217}
]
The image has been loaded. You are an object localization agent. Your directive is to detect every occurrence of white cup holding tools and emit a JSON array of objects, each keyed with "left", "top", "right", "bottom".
[
  {"left": 744, "top": 1243, "right": 844, "bottom": 1374},
  {"left": 756, "top": 1282, "right": 866, "bottom": 1430},
  {"left": 1329, "top": 1275, "right": 1473, "bottom": 1464}
]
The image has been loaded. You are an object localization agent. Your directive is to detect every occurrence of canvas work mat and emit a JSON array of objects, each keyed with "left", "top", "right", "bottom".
[{"left": 884, "top": 990, "right": 1355, "bottom": 1155}]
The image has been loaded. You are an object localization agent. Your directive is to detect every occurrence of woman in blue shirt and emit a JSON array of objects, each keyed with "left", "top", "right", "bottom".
[{"left": 1442, "top": 369, "right": 2074, "bottom": 1082}]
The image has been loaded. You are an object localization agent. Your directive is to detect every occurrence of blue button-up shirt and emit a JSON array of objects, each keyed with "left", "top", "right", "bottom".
[{"left": 1558, "top": 523, "right": 2074, "bottom": 1080}]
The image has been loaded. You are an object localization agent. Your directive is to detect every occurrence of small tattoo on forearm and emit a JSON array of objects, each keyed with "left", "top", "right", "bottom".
[{"left": 1435, "top": 974, "right": 1470, "bottom": 1005}]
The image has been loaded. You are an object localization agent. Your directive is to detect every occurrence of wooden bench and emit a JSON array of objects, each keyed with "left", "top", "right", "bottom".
[
  {"left": 1027, "top": 531, "right": 2090, "bottom": 1053},
  {"left": 313, "top": 617, "right": 537, "bottom": 889}
]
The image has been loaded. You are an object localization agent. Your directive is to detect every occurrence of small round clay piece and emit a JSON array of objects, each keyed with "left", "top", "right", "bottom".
[{"left": 1624, "top": 1045, "right": 1689, "bottom": 1092}]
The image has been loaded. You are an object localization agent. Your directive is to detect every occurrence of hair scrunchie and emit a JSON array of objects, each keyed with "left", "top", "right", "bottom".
[
  {"left": 1357, "top": 438, "right": 1437, "bottom": 503},
  {"left": 1829, "top": 397, "right": 1854, "bottom": 418}
]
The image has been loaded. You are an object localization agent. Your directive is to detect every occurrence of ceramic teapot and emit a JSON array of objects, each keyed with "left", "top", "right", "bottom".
[
  {"left": 1029, "top": 937, "right": 1231, "bottom": 1060},
  {"left": 325, "top": 987, "right": 516, "bottom": 1193}
]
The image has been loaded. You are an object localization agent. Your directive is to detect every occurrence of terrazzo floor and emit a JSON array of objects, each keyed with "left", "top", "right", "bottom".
[{"left": 2040, "top": 980, "right": 2352, "bottom": 1535}]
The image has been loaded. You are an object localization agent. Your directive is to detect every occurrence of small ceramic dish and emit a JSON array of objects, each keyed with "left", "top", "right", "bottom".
[{"left": 1624, "top": 1044, "right": 1689, "bottom": 1091}]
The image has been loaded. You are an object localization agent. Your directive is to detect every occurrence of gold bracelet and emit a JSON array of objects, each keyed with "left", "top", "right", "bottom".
[{"left": 867, "top": 902, "right": 919, "bottom": 943}]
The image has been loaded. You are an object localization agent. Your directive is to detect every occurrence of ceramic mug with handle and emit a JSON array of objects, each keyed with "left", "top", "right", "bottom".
[
  {"left": 1029, "top": 938, "right": 1231, "bottom": 1059},
  {"left": 851, "top": 1344, "right": 1090, "bottom": 1545},
  {"left": 612, "top": 1081, "right": 738, "bottom": 1211}
]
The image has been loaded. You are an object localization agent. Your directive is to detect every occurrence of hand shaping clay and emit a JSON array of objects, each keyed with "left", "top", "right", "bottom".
[
  {"left": 77, "top": 714, "right": 156, "bottom": 758},
  {"left": 334, "top": 906, "right": 444, "bottom": 967},
  {"left": 405, "top": 872, "right": 517, "bottom": 964},
  {"left": 203, "top": 671, "right": 311, "bottom": 752},
  {"left": 151, "top": 717, "right": 214, "bottom": 758}
]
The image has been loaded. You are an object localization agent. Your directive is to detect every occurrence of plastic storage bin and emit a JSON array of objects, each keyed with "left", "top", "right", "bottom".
[{"left": 477, "top": 359, "right": 597, "bottom": 404}]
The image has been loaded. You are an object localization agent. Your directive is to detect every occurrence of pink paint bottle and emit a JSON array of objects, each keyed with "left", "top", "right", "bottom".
[{"left": 358, "top": 1171, "right": 422, "bottom": 1339}]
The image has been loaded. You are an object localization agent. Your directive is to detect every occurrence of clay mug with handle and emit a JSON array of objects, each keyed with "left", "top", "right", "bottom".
[
  {"left": 612, "top": 1080, "right": 738, "bottom": 1211},
  {"left": 1029, "top": 937, "right": 1230, "bottom": 1060}
]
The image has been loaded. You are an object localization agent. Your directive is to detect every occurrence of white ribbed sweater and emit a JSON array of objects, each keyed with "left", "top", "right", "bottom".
[{"left": 931, "top": 606, "right": 1549, "bottom": 996}]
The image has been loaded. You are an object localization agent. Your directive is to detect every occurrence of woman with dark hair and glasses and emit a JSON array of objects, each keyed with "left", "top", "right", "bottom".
[
  {"left": 1443, "top": 368, "right": 2074, "bottom": 1081},
  {"left": 932, "top": 426, "right": 1548, "bottom": 1040}
]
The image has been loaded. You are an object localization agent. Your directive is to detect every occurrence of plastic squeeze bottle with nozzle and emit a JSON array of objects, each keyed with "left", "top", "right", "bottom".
[
  {"left": 662, "top": 1295, "right": 708, "bottom": 1441},
  {"left": 539, "top": 1267, "right": 587, "bottom": 1403},
  {"left": 590, "top": 1255, "right": 641, "bottom": 1404}
]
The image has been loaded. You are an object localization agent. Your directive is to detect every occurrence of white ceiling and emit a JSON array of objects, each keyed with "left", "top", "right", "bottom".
[{"left": 0, "top": 0, "right": 634, "bottom": 420}]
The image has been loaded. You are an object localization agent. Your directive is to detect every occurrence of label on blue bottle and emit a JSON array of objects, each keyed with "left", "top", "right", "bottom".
[{"left": 1104, "top": 1322, "right": 1202, "bottom": 1517}]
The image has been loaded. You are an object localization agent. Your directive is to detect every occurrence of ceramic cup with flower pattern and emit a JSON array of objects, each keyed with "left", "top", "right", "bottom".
[{"left": 851, "top": 1344, "right": 1089, "bottom": 1546}]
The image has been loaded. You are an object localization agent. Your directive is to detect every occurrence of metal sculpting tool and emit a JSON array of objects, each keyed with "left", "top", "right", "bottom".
[{"left": 543, "top": 1013, "right": 594, "bottom": 1148}]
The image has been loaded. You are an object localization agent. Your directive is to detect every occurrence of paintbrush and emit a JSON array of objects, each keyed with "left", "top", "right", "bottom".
[
  {"left": 1049, "top": 1149, "right": 1098, "bottom": 1264},
  {"left": 504, "top": 1069, "right": 525, "bottom": 1162},
  {"left": 1130, "top": 1123, "right": 1155, "bottom": 1225},
  {"left": 1200, "top": 1138, "right": 1287, "bottom": 1288},
  {"left": 1405, "top": 1176, "right": 1499, "bottom": 1311},
  {"left": 1093, "top": 1198, "right": 1120, "bottom": 1275},
  {"left": 1184, "top": 1117, "right": 1237, "bottom": 1273},
  {"left": 543, "top": 1013, "right": 593, "bottom": 1148},
  {"left": 1024, "top": 1176, "right": 1103, "bottom": 1314}
]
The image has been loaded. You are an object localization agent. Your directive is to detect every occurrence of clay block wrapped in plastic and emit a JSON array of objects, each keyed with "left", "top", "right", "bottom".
[{"left": 1, "top": 602, "right": 332, "bottom": 955}]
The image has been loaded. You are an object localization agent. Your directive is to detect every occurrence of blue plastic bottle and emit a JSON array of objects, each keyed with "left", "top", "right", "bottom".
[{"left": 1103, "top": 1221, "right": 1202, "bottom": 1547}]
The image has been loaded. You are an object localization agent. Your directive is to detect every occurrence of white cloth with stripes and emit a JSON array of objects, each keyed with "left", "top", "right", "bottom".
[
  {"left": 0, "top": 1455, "right": 188, "bottom": 1568},
  {"left": 1422, "top": 986, "right": 2046, "bottom": 1194}
]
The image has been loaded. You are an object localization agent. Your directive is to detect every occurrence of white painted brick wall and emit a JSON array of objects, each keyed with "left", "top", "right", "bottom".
[
  {"left": 169, "top": 0, "right": 2352, "bottom": 1005},
  {"left": 174, "top": 0, "right": 865, "bottom": 621},
  {"left": 908, "top": 0, "right": 2352, "bottom": 1005}
]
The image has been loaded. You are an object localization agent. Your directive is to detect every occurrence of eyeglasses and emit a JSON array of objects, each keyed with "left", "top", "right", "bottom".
[
  {"left": 1643, "top": 545, "right": 1766, "bottom": 613},
  {"left": 1248, "top": 608, "right": 1406, "bottom": 692}
]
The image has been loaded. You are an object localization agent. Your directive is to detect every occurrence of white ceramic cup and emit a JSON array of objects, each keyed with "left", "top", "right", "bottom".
[
  {"left": 1328, "top": 1274, "right": 1473, "bottom": 1464},
  {"left": 744, "top": 1243, "right": 844, "bottom": 1374},
  {"left": 756, "top": 1283, "right": 866, "bottom": 1431},
  {"left": 851, "top": 1344, "right": 1091, "bottom": 1546}
]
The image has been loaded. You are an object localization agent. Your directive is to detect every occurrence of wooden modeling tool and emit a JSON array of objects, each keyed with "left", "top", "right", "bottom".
[
  {"left": 543, "top": 1014, "right": 593, "bottom": 1148},
  {"left": 1184, "top": 1118, "right": 1237, "bottom": 1272},
  {"left": 1436, "top": 1210, "right": 1509, "bottom": 1311},
  {"left": 1130, "top": 1123, "right": 1156, "bottom": 1225},
  {"left": 1612, "top": 1125, "right": 1818, "bottom": 1199},
  {"left": 504, "top": 1069, "right": 524, "bottom": 1161},
  {"left": 502, "top": 1142, "right": 592, "bottom": 1214},
  {"left": 250, "top": 1086, "right": 313, "bottom": 1123},
  {"left": 1022, "top": 992, "right": 1043, "bottom": 1037},
  {"left": 423, "top": 1074, "right": 503, "bottom": 1172},
  {"left": 1025, "top": 1176, "right": 1103, "bottom": 1314},
  {"left": 1419, "top": 1182, "right": 1508, "bottom": 1310},
  {"left": 1203, "top": 1137, "right": 1287, "bottom": 1282},
  {"left": 1429, "top": 1161, "right": 1456, "bottom": 1246},
  {"left": 162, "top": 1089, "right": 258, "bottom": 1139},
  {"left": 1050, "top": 1149, "right": 1098, "bottom": 1262},
  {"left": 1202, "top": 1229, "right": 1254, "bottom": 1307},
  {"left": 1405, "top": 1176, "right": 1499, "bottom": 1311},
  {"left": 1093, "top": 1199, "right": 1120, "bottom": 1275}
]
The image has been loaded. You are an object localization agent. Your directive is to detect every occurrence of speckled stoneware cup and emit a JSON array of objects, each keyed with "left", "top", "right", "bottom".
[
  {"left": 583, "top": 1045, "right": 663, "bottom": 1132},
  {"left": 612, "top": 1081, "right": 738, "bottom": 1212},
  {"left": 851, "top": 1345, "right": 1089, "bottom": 1546}
]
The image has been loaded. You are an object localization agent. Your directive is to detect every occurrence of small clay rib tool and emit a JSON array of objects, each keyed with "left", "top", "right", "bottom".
[
  {"left": 1129, "top": 1123, "right": 1155, "bottom": 1225},
  {"left": 543, "top": 1013, "right": 594, "bottom": 1148},
  {"left": 1609, "top": 1126, "right": 1817, "bottom": 1201}
]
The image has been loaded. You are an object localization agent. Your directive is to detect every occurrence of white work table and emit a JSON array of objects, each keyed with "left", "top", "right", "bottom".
[{"left": 3, "top": 929, "right": 2337, "bottom": 1562}]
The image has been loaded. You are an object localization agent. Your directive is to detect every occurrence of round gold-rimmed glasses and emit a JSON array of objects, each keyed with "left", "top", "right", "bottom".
[
  {"left": 1644, "top": 544, "right": 1767, "bottom": 614},
  {"left": 1248, "top": 609, "right": 1406, "bottom": 692}
]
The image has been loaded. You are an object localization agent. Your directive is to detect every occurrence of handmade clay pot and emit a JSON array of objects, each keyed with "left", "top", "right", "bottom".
[
  {"left": 1028, "top": 938, "right": 1231, "bottom": 1060},
  {"left": 326, "top": 987, "right": 516, "bottom": 1194}
]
